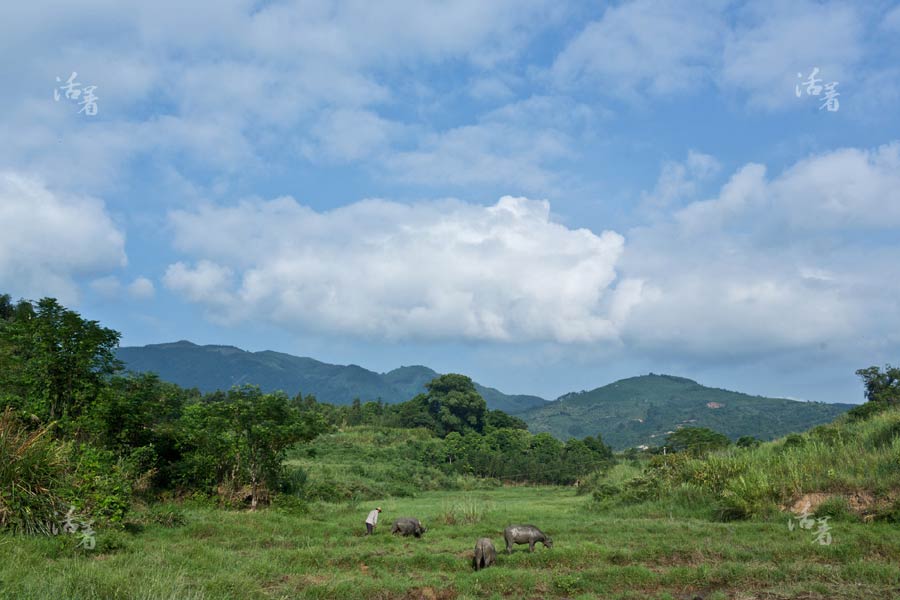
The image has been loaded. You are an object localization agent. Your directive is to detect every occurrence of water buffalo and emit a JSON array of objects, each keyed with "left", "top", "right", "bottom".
[
  {"left": 391, "top": 517, "right": 426, "bottom": 537},
  {"left": 503, "top": 525, "right": 552, "bottom": 553},
  {"left": 472, "top": 537, "right": 496, "bottom": 571}
]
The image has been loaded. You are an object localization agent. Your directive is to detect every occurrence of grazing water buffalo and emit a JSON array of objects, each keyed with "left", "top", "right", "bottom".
[
  {"left": 472, "top": 537, "right": 496, "bottom": 571},
  {"left": 503, "top": 525, "right": 552, "bottom": 553},
  {"left": 391, "top": 517, "right": 426, "bottom": 537}
]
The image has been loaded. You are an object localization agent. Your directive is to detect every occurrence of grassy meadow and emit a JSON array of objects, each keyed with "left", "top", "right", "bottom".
[{"left": 3, "top": 485, "right": 900, "bottom": 599}]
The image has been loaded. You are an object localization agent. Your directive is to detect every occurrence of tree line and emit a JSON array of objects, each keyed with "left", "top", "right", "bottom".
[{"left": 0, "top": 294, "right": 613, "bottom": 533}]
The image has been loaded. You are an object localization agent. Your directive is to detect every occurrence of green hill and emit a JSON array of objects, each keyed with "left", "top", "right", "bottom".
[
  {"left": 520, "top": 373, "right": 855, "bottom": 449},
  {"left": 115, "top": 341, "right": 547, "bottom": 414}
]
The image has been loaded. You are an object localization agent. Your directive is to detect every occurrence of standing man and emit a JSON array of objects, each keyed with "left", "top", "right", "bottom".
[{"left": 365, "top": 507, "right": 382, "bottom": 535}]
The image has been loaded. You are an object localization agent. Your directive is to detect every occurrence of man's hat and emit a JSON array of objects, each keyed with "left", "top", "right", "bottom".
[{"left": 377, "top": 507, "right": 382, "bottom": 511}]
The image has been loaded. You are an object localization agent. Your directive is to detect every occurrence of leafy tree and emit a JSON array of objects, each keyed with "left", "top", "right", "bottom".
[
  {"left": 847, "top": 365, "right": 900, "bottom": 421},
  {"left": 443, "top": 431, "right": 465, "bottom": 465},
  {"left": 582, "top": 434, "right": 614, "bottom": 460},
  {"left": 525, "top": 433, "right": 563, "bottom": 481},
  {"left": 392, "top": 394, "right": 437, "bottom": 430},
  {"left": 856, "top": 365, "right": 900, "bottom": 405},
  {"left": 423, "top": 374, "right": 487, "bottom": 436},
  {"left": 347, "top": 398, "right": 363, "bottom": 426},
  {"left": 0, "top": 294, "right": 33, "bottom": 323},
  {"left": 0, "top": 297, "right": 121, "bottom": 423},
  {"left": 665, "top": 427, "right": 730, "bottom": 456},
  {"left": 180, "top": 386, "right": 327, "bottom": 508}
]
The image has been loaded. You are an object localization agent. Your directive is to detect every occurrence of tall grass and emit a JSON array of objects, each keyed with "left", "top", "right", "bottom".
[
  {"left": 0, "top": 408, "right": 68, "bottom": 534},
  {"left": 586, "top": 408, "right": 900, "bottom": 520},
  {"left": 285, "top": 426, "right": 498, "bottom": 502},
  {"left": 438, "top": 494, "right": 494, "bottom": 524}
]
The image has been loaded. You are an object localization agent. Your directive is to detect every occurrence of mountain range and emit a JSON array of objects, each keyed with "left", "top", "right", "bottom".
[
  {"left": 115, "top": 341, "right": 546, "bottom": 415},
  {"left": 116, "top": 341, "right": 855, "bottom": 449}
]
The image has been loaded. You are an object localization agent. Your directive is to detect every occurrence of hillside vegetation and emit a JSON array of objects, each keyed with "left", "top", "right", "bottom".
[
  {"left": 118, "top": 344, "right": 856, "bottom": 449},
  {"left": 583, "top": 404, "right": 900, "bottom": 524},
  {"left": 522, "top": 374, "right": 853, "bottom": 448},
  {"left": 116, "top": 341, "right": 547, "bottom": 414}
]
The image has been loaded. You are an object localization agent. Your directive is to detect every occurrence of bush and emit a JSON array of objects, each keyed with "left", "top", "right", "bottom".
[
  {"left": 0, "top": 409, "right": 69, "bottom": 534},
  {"left": 778, "top": 434, "right": 806, "bottom": 453},
  {"left": 67, "top": 444, "right": 132, "bottom": 523}
]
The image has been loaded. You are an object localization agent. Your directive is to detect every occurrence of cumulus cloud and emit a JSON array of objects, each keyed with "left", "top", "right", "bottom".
[
  {"left": 0, "top": 171, "right": 126, "bottom": 303},
  {"left": 620, "top": 142, "right": 900, "bottom": 359},
  {"left": 165, "top": 195, "right": 638, "bottom": 342}
]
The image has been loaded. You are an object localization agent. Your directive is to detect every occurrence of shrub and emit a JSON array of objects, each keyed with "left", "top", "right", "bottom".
[
  {"left": 278, "top": 466, "right": 308, "bottom": 497},
  {"left": 846, "top": 401, "right": 887, "bottom": 422},
  {"left": 717, "top": 472, "right": 777, "bottom": 521},
  {"left": 146, "top": 504, "right": 186, "bottom": 527},
  {"left": 67, "top": 444, "right": 132, "bottom": 523},
  {"left": 779, "top": 434, "right": 806, "bottom": 452},
  {"left": 814, "top": 496, "right": 855, "bottom": 522},
  {"left": 869, "top": 420, "right": 900, "bottom": 449}
]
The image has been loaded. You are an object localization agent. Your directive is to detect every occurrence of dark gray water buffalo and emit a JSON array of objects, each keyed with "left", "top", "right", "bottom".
[
  {"left": 391, "top": 517, "right": 426, "bottom": 537},
  {"left": 472, "top": 537, "right": 496, "bottom": 571},
  {"left": 503, "top": 525, "right": 552, "bottom": 553}
]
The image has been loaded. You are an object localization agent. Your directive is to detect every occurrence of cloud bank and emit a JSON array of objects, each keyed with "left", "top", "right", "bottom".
[{"left": 165, "top": 196, "right": 636, "bottom": 342}]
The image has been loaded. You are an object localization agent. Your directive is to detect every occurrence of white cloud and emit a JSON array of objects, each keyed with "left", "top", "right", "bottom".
[
  {"left": 301, "top": 109, "right": 399, "bottom": 163},
  {"left": 163, "top": 260, "right": 235, "bottom": 312},
  {"left": 128, "top": 277, "right": 155, "bottom": 299},
  {"left": 468, "top": 77, "right": 515, "bottom": 101},
  {"left": 384, "top": 96, "right": 591, "bottom": 192},
  {"left": 1, "top": 0, "right": 562, "bottom": 190},
  {"left": 641, "top": 151, "right": 721, "bottom": 212},
  {"left": 722, "top": 0, "right": 863, "bottom": 110},
  {"left": 0, "top": 171, "right": 126, "bottom": 303},
  {"left": 552, "top": 0, "right": 725, "bottom": 97},
  {"left": 165, "top": 195, "right": 637, "bottom": 342},
  {"left": 620, "top": 142, "right": 900, "bottom": 359}
]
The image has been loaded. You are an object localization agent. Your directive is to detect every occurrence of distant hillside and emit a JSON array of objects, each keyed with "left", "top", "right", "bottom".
[
  {"left": 116, "top": 341, "right": 547, "bottom": 414},
  {"left": 520, "top": 374, "right": 855, "bottom": 450}
]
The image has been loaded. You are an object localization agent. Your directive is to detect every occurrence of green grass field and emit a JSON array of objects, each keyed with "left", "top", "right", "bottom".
[{"left": 2, "top": 486, "right": 899, "bottom": 599}]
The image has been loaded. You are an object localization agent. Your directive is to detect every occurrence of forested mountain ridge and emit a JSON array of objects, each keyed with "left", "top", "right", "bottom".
[
  {"left": 521, "top": 373, "right": 855, "bottom": 449},
  {"left": 116, "top": 341, "right": 548, "bottom": 414},
  {"left": 118, "top": 343, "right": 856, "bottom": 449}
]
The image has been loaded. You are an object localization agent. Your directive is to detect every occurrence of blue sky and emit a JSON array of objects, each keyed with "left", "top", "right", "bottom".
[{"left": 2, "top": 0, "right": 899, "bottom": 403}]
